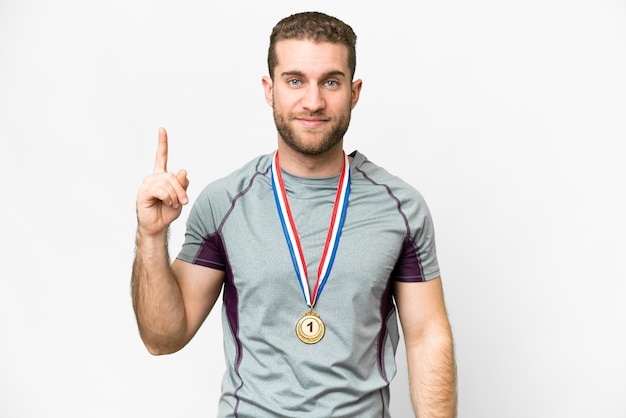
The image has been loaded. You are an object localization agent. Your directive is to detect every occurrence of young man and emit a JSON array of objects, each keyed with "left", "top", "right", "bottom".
[{"left": 132, "top": 11, "right": 456, "bottom": 418}]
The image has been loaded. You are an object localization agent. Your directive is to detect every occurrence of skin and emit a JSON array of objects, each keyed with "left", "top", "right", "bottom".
[
  {"left": 395, "top": 279, "right": 457, "bottom": 417},
  {"left": 262, "top": 39, "right": 362, "bottom": 177},
  {"left": 132, "top": 127, "right": 224, "bottom": 355},
  {"left": 132, "top": 38, "right": 456, "bottom": 417}
]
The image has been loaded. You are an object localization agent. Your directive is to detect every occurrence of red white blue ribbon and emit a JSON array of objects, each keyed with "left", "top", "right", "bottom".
[{"left": 270, "top": 151, "right": 351, "bottom": 308}]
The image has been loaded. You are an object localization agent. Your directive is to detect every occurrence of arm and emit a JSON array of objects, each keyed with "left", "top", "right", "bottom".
[
  {"left": 131, "top": 238, "right": 224, "bottom": 355},
  {"left": 395, "top": 277, "right": 457, "bottom": 418},
  {"left": 131, "top": 128, "right": 224, "bottom": 355}
]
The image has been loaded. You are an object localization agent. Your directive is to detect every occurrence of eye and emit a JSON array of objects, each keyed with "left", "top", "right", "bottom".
[
  {"left": 325, "top": 80, "right": 339, "bottom": 88},
  {"left": 288, "top": 79, "right": 302, "bottom": 87}
]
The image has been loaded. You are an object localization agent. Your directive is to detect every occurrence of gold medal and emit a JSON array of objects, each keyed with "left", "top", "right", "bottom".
[{"left": 295, "top": 310, "right": 325, "bottom": 344}]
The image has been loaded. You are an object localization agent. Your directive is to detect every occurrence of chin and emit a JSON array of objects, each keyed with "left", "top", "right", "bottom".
[{"left": 288, "top": 138, "right": 342, "bottom": 156}]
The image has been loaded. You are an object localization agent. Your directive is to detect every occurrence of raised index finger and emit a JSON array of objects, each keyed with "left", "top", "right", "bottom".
[{"left": 154, "top": 127, "right": 168, "bottom": 173}]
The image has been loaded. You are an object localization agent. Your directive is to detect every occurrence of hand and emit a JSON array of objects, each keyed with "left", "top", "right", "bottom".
[{"left": 136, "top": 128, "right": 190, "bottom": 237}]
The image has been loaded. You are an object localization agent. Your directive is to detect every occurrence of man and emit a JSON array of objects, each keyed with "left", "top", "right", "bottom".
[{"left": 132, "top": 11, "right": 456, "bottom": 418}]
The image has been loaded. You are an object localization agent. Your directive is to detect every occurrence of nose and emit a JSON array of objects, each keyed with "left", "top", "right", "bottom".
[{"left": 301, "top": 84, "right": 325, "bottom": 112}]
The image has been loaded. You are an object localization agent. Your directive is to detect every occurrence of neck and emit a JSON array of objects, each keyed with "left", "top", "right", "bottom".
[{"left": 277, "top": 141, "right": 345, "bottom": 178}]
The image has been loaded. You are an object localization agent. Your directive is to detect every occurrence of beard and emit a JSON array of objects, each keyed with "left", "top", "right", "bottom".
[{"left": 273, "top": 104, "right": 352, "bottom": 156}]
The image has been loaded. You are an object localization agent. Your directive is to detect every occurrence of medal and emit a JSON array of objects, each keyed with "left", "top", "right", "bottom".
[
  {"left": 271, "top": 151, "right": 351, "bottom": 344},
  {"left": 295, "top": 310, "right": 325, "bottom": 344}
]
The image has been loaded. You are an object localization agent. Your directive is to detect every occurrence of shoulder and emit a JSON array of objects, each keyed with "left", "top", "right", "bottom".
[
  {"left": 350, "top": 150, "right": 428, "bottom": 206},
  {"left": 189, "top": 153, "right": 273, "bottom": 220},
  {"left": 196, "top": 153, "right": 273, "bottom": 200}
]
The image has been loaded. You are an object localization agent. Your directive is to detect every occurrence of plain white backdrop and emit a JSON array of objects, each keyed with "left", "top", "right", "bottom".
[{"left": 1, "top": 1, "right": 625, "bottom": 417}]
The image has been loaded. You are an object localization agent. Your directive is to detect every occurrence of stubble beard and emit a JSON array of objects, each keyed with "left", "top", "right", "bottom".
[{"left": 273, "top": 105, "right": 352, "bottom": 156}]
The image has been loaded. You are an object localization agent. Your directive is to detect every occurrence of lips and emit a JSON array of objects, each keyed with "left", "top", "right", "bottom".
[{"left": 294, "top": 115, "right": 330, "bottom": 128}]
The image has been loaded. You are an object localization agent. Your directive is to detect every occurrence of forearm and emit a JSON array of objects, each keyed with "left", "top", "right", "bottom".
[
  {"left": 407, "top": 330, "right": 457, "bottom": 418},
  {"left": 131, "top": 230, "right": 187, "bottom": 354}
]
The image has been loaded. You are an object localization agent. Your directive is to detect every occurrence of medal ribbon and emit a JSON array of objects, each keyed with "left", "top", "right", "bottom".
[{"left": 270, "top": 151, "right": 351, "bottom": 308}]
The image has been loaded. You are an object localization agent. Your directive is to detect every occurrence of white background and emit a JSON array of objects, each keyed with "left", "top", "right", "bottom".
[{"left": 1, "top": 1, "right": 625, "bottom": 417}]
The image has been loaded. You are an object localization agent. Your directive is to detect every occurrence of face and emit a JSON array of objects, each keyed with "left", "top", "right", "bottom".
[{"left": 262, "top": 39, "right": 362, "bottom": 156}]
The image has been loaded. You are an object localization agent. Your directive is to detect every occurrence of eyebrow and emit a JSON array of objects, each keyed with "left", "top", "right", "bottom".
[{"left": 280, "top": 70, "right": 347, "bottom": 79}]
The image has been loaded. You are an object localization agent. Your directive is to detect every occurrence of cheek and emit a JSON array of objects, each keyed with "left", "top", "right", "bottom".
[
  {"left": 330, "top": 96, "right": 354, "bottom": 114},
  {"left": 328, "top": 90, "right": 354, "bottom": 109},
  {"left": 272, "top": 92, "right": 294, "bottom": 112}
]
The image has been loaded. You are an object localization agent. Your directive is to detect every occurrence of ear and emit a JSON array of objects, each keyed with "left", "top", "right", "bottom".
[
  {"left": 262, "top": 76, "right": 273, "bottom": 107},
  {"left": 350, "top": 79, "right": 363, "bottom": 110}
]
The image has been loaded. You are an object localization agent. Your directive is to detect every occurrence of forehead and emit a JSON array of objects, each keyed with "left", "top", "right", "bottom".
[{"left": 274, "top": 39, "right": 350, "bottom": 76}]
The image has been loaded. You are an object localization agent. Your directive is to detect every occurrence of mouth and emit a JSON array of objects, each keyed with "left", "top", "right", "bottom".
[{"left": 295, "top": 116, "right": 330, "bottom": 129}]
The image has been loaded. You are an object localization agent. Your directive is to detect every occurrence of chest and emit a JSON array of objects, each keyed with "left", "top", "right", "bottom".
[{"left": 220, "top": 187, "right": 407, "bottom": 312}]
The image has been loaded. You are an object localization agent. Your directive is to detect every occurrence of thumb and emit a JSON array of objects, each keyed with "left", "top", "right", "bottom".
[{"left": 177, "top": 169, "right": 190, "bottom": 190}]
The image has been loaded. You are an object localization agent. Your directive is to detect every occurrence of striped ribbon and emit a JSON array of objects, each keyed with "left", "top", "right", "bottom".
[{"left": 270, "top": 151, "right": 351, "bottom": 308}]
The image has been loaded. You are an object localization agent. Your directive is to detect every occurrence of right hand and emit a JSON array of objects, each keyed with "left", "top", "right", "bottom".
[{"left": 136, "top": 128, "right": 190, "bottom": 237}]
